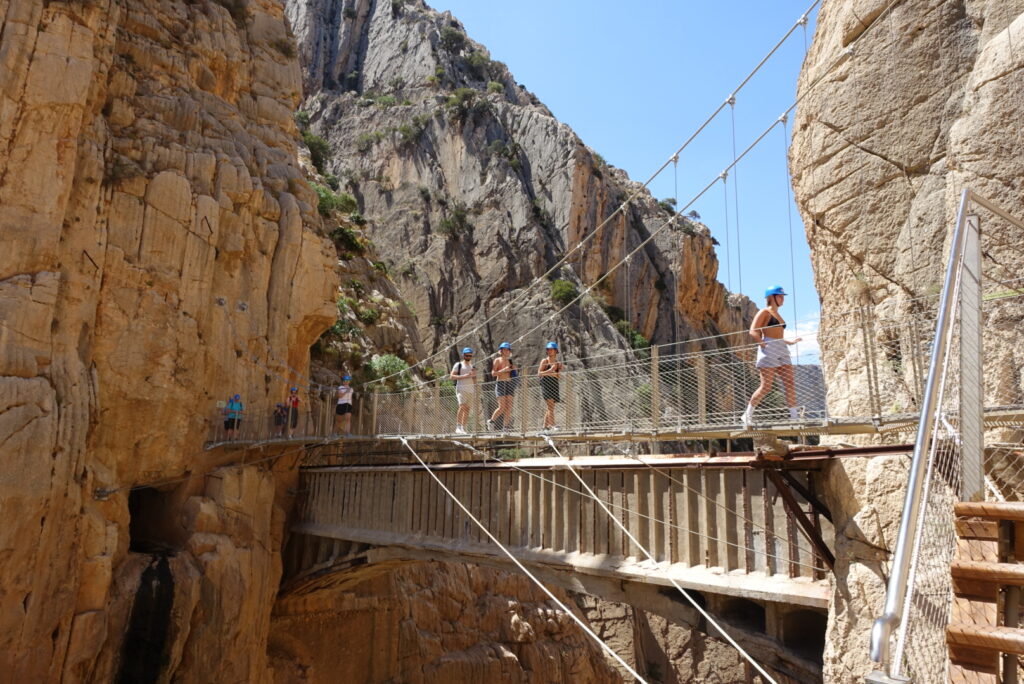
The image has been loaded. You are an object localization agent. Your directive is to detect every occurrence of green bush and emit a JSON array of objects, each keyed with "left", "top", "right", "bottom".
[
  {"left": 302, "top": 131, "right": 330, "bottom": 174},
  {"left": 465, "top": 51, "right": 490, "bottom": 78},
  {"left": 437, "top": 203, "right": 471, "bottom": 236},
  {"left": 294, "top": 110, "right": 310, "bottom": 130},
  {"left": 397, "top": 114, "right": 429, "bottom": 149},
  {"left": 487, "top": 80, "right": 504, "bottom": 94},
  {"left": 357, "top": 307, "right": 381, "bottom": 325},
  {"left": 371, "top": 260, "right": 388, "bottom": 274},
  {"left": 603, "top": 304, "right": 625, "bottom": 323},
  {"left": 323, "top": 173, "right": 340, "bottom": 190},
  {"left": 329, "top": 225, "right": 366, "bottom": 254},
  {"left": 551, "top": 279, "right": 578, "bottom": 307},
  {"left": 658, "top": 197, "right": 677, "bottom": 213},
  {"left": 376, "top": 94, "right": 397, "bottom": 108},
  {"left": 368, "top": 353, "right": 413, "bottom": 391},
  {"left": 348, "top": 212, "right": 367, "bottom": 226},
  {"left": 355, "top": 132, "right": 377, "bottom": 153},
  {"left": 440, "top": 26, "right": 466, "bottom": 52},
  {"left": 614, "top": 320, "right": 650, "bottom": 350},
  {"left": 312, "top": 183, "right": 357, "bottom": 217}
]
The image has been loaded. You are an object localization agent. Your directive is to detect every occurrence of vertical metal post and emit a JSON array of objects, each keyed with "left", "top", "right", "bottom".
[
  {"left": 371, "top": 389, "right": 379, "bottom": 436},
  {"left": 960, "top": 213, "right": 984, "bottom": 502},
  {"left": 696, "top": 356, "right": 708, "bottom": 425},
  {"left": 651, "top": 346, "right": 661, "bottom": 432}
]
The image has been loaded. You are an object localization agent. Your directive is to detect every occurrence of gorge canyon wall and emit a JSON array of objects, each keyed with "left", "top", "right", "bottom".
[
  {"left": 0, "top": 0, "right": 337, "bottom": 679},
  {"left": 791, "top": 0, "right": 1024, "bottom": 679}
]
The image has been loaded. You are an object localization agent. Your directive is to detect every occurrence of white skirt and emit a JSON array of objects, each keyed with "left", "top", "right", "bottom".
[{"left": 755, "top": 338, "right": 791, "bottom": 368}]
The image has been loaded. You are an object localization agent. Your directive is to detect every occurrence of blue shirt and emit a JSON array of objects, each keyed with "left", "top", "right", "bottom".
[{"left": 226, "top": 399, "right": 243, "bottom": 420}]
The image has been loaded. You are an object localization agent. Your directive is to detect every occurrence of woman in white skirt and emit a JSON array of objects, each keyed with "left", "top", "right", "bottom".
[{"left": 741, "top": 286, "right": 802, "bottom": 428}]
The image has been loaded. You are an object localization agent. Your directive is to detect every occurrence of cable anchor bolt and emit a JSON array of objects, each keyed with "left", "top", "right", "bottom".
[
  {"left": 726, "top": 94, "right": 736, "bottom": 106},
  {"left": 719, "top": 170, "right": 729, "bottom": 182}
]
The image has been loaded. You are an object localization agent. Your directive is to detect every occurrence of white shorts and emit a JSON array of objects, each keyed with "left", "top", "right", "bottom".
[
  {"left": 756, "top": 338, "right": 791, "bottom": 369},
  {"left": 456, "top": 389, "right": 476, "bottom": 405}
]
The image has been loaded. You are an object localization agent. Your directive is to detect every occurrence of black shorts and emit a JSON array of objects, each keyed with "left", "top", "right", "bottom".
[
  {"left": 495, "top": 380, "right": 514, "bottom": 397},
  {"left": 224, "top": 418, "right": 240, "bottom": 430},
  {"left": 541, "top": 376, "right": 560, "bottom": 402},
  {"left": 289, "top": 407, "right": 299, "bottom": 428},
  {"left": 336, "top": 403, "right": 353, "bottom": 415}
]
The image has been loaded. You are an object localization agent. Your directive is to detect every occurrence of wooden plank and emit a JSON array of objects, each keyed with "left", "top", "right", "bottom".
[
  {"left": 552, "top": 471, "right": 566, "bottom": 552},
  {"left": 580, "top": 469, "right": 595, "bottom": 555},
  {"left": 685, "top": 469, "right": 702, "bottom": 567},
  {"left": 529, "top": 466, "right": 541, "bottom": 548},
  {"left": 956, "top": 501, "right": 1024, "bottom": 523},
  {"left": 651, "top": 470, "right": 667, "bottom": 563},
  {"left": 952, "top": 561, "right": 1024, "bottom": 586},
  {"left": 947, "top": 624, "right": 1024, "bottom": 655},
  {"left": 565, "top": 471, "right": 579, "bottom": 555},
  {"left": 595, "top": 470, "right": 611, "bottom": 557},
  {"left": 508, "top": 472, "right": 522, "bottom": 548},
  {"left": 742, "top": 470, "right": 755, "bottom": 573},
  {"left": 723, "top": 470, "right": 741, "bottom": 572},
  {"left": 703, "top": 468, "right": 721, "bottom": 570}
]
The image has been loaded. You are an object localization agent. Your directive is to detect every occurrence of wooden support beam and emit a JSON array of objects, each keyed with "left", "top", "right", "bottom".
[{"left": 764, "top": 468, "right": 835, "bottom": 571}]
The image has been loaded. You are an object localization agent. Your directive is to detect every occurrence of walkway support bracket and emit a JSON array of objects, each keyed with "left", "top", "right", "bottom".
[{"left": 764, "top": 467, "right": 835, "bottom": 570}]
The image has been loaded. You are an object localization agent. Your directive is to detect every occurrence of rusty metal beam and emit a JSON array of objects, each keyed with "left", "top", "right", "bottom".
[
  {"left": 779, "top": 471, "right": 833, "bottom": 524},
  {"left": 764, "top": 468, "right": 835, "bottom": 571}
]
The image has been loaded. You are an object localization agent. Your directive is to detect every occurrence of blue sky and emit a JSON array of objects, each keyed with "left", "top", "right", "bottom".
[{"left": 428, "top": 0, "right": 822, "bottom": 358}]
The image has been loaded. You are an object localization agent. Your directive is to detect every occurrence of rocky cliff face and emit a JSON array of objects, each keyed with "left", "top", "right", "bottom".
[
  {"left": 790, "top": 1, "right": 1024, "bottom": 679},
  {"left": 286, "top": 0, "right": 753, "bottom": 371},
  {"left": 0, "top": 0, "right": 336, "bottom": 679}
]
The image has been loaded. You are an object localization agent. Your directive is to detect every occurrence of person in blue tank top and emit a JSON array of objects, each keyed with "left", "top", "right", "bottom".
[{"left": 223, "top": 394, "right": 244, "bottom": 440}]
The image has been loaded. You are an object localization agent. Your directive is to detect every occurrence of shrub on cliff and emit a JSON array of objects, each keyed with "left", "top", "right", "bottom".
[
  {"left": 437, "top": 203, "right": 471, "bottom": 236},
  {"left": 302, "top": 131, "right": 330, "bottom": 174},
  {"left": 440, "top": 26, "right": 467, "bottom": 53},
  {"left": 312, "top": 183, "right": 357, "bottom": 217},
  {"left": 367, "top": 354, "right": 413, "bottom": 391},
  {"left": 487, "top": 81, "right": 504, "bottom": 94},
  {"left": 551, "top": 279, "right": 578, "bottom": 307}
]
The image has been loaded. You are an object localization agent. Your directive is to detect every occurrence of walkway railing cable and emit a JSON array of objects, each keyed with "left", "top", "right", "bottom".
[
  {"left": 543, "top": 435, "right": 780, "bottom": 684},
  {"left": 399, "top": 438, "right": 648, "bottom": 683}
]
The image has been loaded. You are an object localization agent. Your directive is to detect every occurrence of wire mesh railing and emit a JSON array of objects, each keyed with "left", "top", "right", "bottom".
[{"left": 869, "top": 191, "right": 1024, "bottom": 683}]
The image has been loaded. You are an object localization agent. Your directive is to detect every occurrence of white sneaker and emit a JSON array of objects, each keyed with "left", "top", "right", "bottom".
[
  {"left": 455, "top": 426, "right": 467, "bottom": 435},
  {"left": 486, "top": 419, "right": 497, "bottom": 431},
  {"left": 741, "top": 406, "right": 754, "bottom": 429}
]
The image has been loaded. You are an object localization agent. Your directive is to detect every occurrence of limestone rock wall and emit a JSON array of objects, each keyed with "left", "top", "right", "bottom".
[
  {"left": 0, "top": 0, "right": 336, "bottom": 679},
  {"left": 790, "top": 0, "right": 1024, "bottom": 679},
  {"left": 286, "top": 0, "right": 754, "bottom": 371},
  {"left": 269, "top": 562, "right": 622, "bottom": 683}
]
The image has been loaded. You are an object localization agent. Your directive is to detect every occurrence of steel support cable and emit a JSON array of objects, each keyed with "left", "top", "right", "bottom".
[
  {"left": 398, "top": 438, "right": 648, "bottom": 683},
  {"left": 364, "top": 2, "right": 822, "bottom": 389},
  {"left": 452, "top": 439, "right": 828, "bottom": 573},
  {"left": 721, "top": 172, "right": 732, "bottom": 290},
  {"left": 542, "top": 436, "right": 779, "bottom": 684},
  {"left": 729, "top": 99, "right": 743, "bottom": 295},
  {"left": 780, "top": 116, "right": 800, "bottom": 360}
]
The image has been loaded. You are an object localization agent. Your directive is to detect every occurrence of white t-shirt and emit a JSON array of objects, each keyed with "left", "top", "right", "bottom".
[
  {"left": 337, "top": 385, "right": 353, "bottom": 405},
  {"left": 452, "top": 361, "right": 476, "bottom": 392}
]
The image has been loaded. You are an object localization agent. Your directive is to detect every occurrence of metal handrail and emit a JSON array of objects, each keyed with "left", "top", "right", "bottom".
[{"left": 868, "top": 189, "right": 1024, "bottom": 677}]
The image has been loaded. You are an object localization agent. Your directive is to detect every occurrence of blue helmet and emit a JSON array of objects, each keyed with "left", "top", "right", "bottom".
[
  {"left": 233, "top": 393, "right": 241, "bottom": 400},
  {"left": 498, "top": 342, "right": 511, "bottom": 350},
  {"left": 765, "top": 286, "right": 787, "bottom": 298},
  {"left": 546, "top": 341, "right": 558, "bottom": 350},
  {"left": 462, "top": 347, "right": 474, "bottom": 355},
  {"left": 342, "top": 375, "right": 351, "bottom": 381}
]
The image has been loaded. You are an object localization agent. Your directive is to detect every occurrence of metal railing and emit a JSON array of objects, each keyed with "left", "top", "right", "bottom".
[{"left": 868, "top": 190, "right": 1024, "bottom": 682}]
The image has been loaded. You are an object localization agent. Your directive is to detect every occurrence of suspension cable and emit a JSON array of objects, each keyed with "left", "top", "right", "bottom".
[{"left": 729, "top": 97, "right": 743, "bottom": 295}]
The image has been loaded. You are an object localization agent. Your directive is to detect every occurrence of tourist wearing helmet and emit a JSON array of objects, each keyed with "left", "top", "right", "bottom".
[
  {"left": 223, "top": 393, "right": 244, "bottom": 440},
  {"left": 451, "top": 347, "right": 477, "bottom": 434},
  {"left": 742, "top": 287, "right": 803, "bottom": 428},
  {"left": 538, "top": 341, "right": 563, "bottom": 431},
  {"left": 335, "top": 374, "right": 355, "bottom": 436},
  {"left": 488, "top": 342, "right": 516, "bottom": 431}
]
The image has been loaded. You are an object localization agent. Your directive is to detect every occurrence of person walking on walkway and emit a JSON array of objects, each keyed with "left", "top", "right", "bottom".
[
  {"left": 538, "top": 341, "right": 563, "bottom": 431},
  {"left": 223, "top": 393, "right": 244, "bottom": 440},
  {"left": 335, "top": 375, "right": 355, "bottom": 436},
  {"left": 285, "top": 386, "right": 301, "bottom": 437},
  {"left": 488, "top": 342, "right": 516, "bottom": 431},
  {"left": 742, "top": 286, "right": 802, "bottom": 428},
  {"left": 451, "top": 347, "right": 477, "bottom": 434}
]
